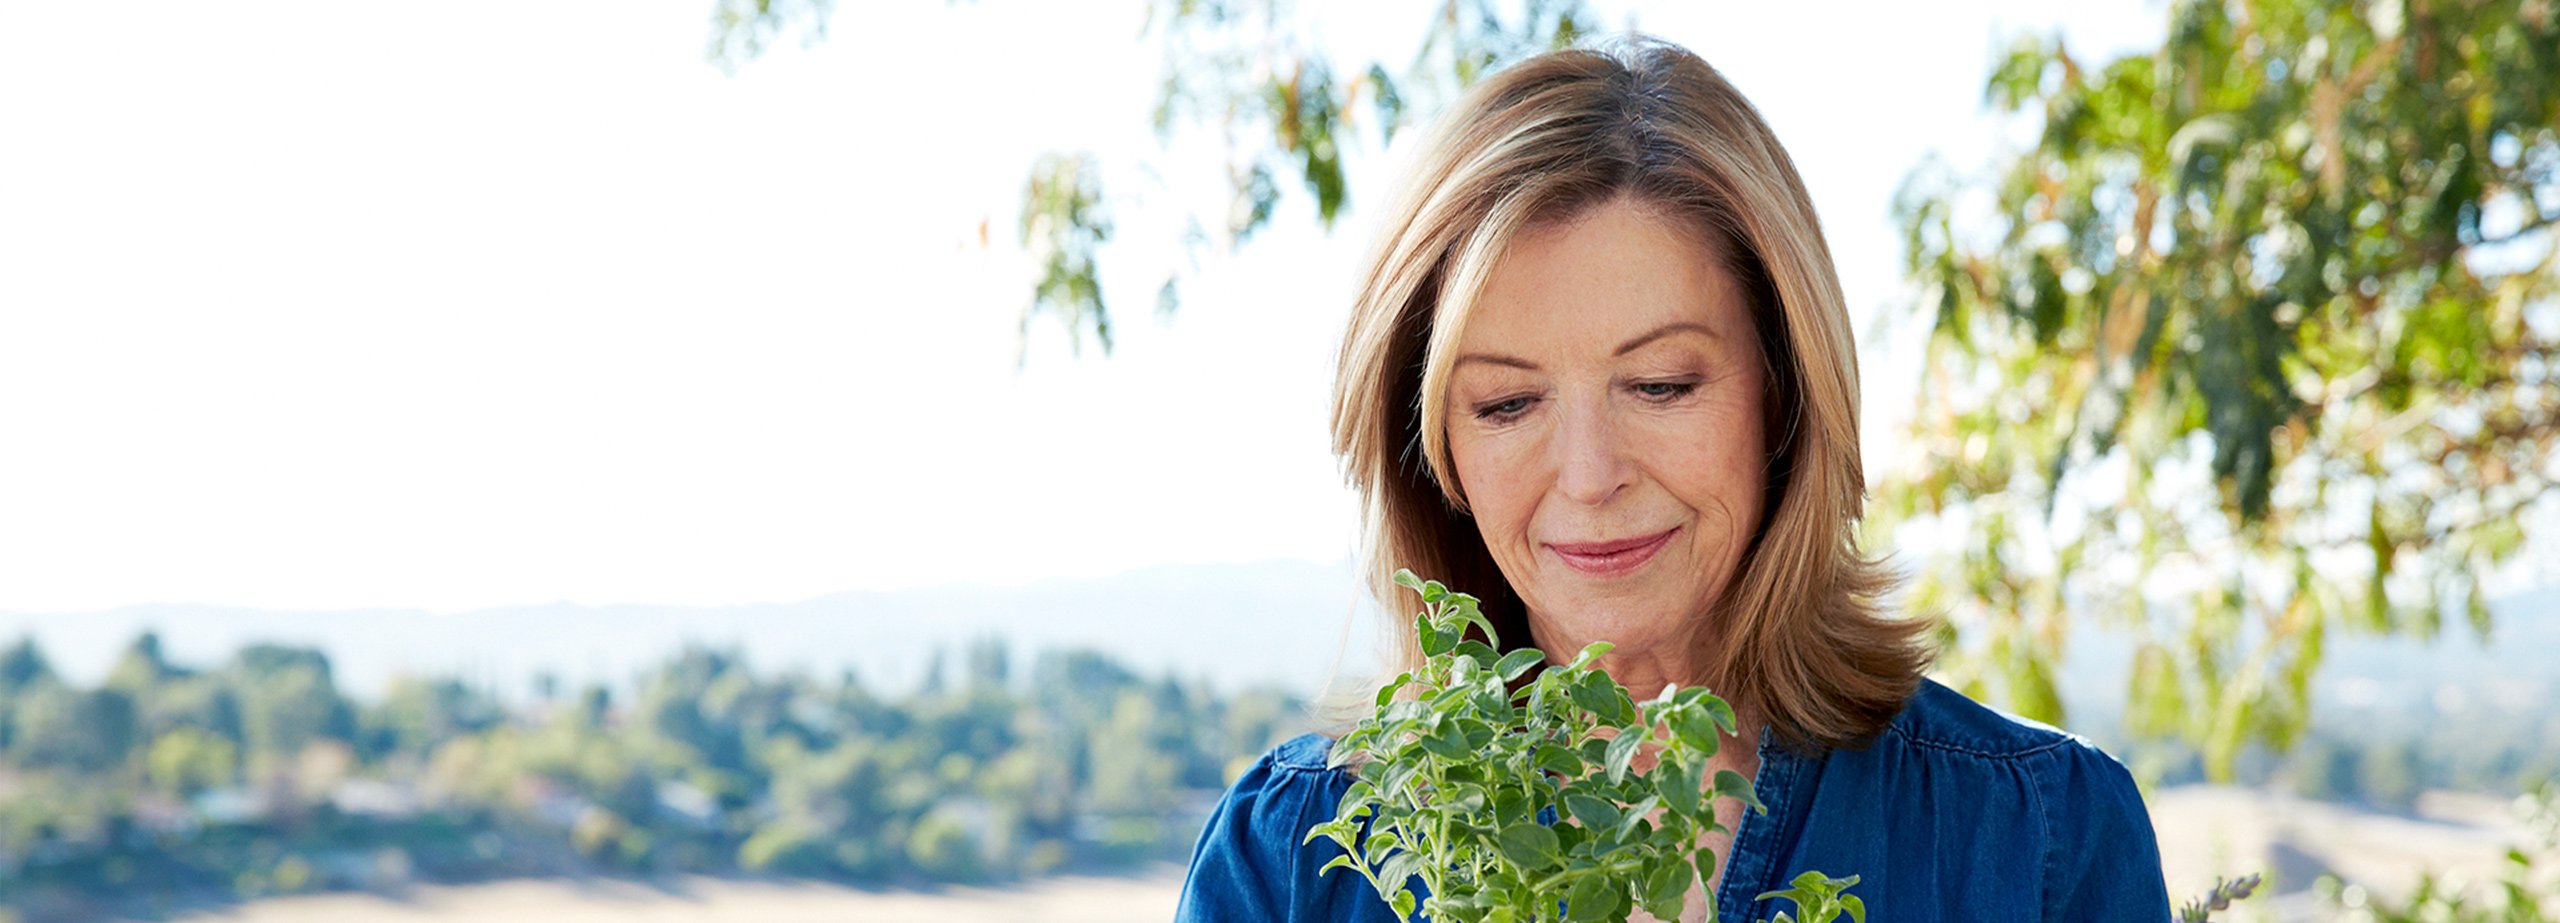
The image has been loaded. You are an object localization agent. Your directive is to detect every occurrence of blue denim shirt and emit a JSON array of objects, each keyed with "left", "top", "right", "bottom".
[{"left": 1175, "top": 679, "right": 2169, "bottom": 922}]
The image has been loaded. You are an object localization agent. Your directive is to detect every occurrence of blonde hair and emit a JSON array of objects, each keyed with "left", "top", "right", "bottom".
[{"left": 1329, "top": 37, "right": 1935, "bottom": 751}]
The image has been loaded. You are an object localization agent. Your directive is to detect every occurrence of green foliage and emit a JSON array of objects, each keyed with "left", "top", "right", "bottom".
[
  {"left": 0, "top": 637, "right": 54, "bottom": 694},
  {"left": 143, "top": 673, "right": 244, "bottom": 743},
  {"left": 368, "top": 677, "right": 504, "bottom": 759},
  {"left": 706, "top": 0, "right": 1598, "bottom": 354},
  {"left": 146, "top": 727, "right": 238, "bottom": 797},
  {"left": 737, "top": 818, "right": 833, "bottom": 874},
  {"left": 10, "top": 686, "right": 137, "bottom": 773},
  {"left": 1021, "top": 151, "right": 1115, "bottom": 358},
  {"left": 1758, "top": 871, "right": 1866, "bottom": 923},
  {"left": 104, "top": 632, "right": 177, "bottom": 693},
  {"left": 1884, "top": 0, "right": 2560, "bottom": 780},
  {"left": 1310, "top": 571, "right": 1849, "bottom": 923},
  {"left": 0, "top": 633, "right": 1298, "bottom": 911},
  {"left": 229, "top": 645, "right": 354, "bottom": 769},
  {"left": 903, "top": 806, "right": 986, "bottom": 881}
]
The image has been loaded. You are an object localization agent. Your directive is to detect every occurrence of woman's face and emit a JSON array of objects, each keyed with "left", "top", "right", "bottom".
[{"left": 1446, "top": 196, "right": 1768, "bottom": 665}]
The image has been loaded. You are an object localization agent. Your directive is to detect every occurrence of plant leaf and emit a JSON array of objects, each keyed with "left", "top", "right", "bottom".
[
  {"left": 1642, "top": 856, "right": 1694, "bottom": 914},
  {"left": 1563, "top": 793, "right": 1620, "bottom": 831},
  {"left": 1494, "top": 648, "right": 1544, "bottom": 682},
  {"left": 1565, "top": 641, "right": 1614, "bottom": 670},
  {"left": 1568, "top": 673, "right": 1623, "bottom": 721},
  {"left": 1420, "top": 620, "right": 1457, "bottom": 657},
  {"left": 1564, "top": 874, "right": 1611, "bottom": 922},
  {"left": 1495, "top": 821, "right": 1562, "bottom": 870},
  {"left": 1654, "top": 755, "right": 1700, "bottom": 818},
  {"left": 1714, "top": 769, "right": 1766, "bottom": 814},
  {"left": 1701, "top": 695, "right": 1736, "bottom": 735},
  {"left": 1670, "top": 703, "right": 1722, "bottom": 757},
  {"left": 1604, "top": 730, "right": 1642, "bottom": 784},
  {"left": 1534, "top": 743, "right": 1585, "bottom": 776},
  {"left": 1376, "top": 850, "right": 1426, "bottom": 898}
]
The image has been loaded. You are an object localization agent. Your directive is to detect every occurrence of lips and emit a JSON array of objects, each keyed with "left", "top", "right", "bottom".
[{"left": 1545, "top": 528, "right": 1677, "bottom": 577}]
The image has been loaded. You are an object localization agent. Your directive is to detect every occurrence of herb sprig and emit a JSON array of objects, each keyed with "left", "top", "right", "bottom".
[{"left": 1305, "top": 571, "right": 1862, "bottom": 923}]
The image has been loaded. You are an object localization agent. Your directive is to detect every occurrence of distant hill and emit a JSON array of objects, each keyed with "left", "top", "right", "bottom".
[{"left": 0, "top": 558, "right": 1383, "bottom": 701}]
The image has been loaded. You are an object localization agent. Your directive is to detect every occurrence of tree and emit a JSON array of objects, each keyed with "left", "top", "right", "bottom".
[
  {"left": 635, "top": 645, "right": 754, "bottom": 772},
  {"left": 368, "top": 677, "right": 504, "bottom": 758},
  {"left": 1884, "top": 0, "right": 2558, "bottom": 778},
  {"left": 0, "top": 636, "right": 52, "bottom": 695},
  {"left": 146, "top": 726, "right": 239, "bottom": 797},
  {"left": 104, "top": 631, "right": 180, "bottom": 694},
  {"left": 706, "top": 0, "right": 1601, "bottom": 353},
  {"left": 228, "top": 644, "right": 355, "bottom": 770},
  {"left": 10, "top": 686, "right": 139, "bottom": 773}
]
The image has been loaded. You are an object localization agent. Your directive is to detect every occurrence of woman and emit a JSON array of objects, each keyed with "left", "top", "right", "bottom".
[{"left": 1176, "top": 37, "right": 2167, "bottom": 922}]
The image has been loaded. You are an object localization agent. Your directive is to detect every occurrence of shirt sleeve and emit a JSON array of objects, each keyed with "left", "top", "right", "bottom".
[
  {"left": 2035, "top": 741, "right": 2172, "bottom": 922},
  {"left": 1175, "top": 746, "right": 1304, "bottom": 921},
  {"left": 1174, "top": 736, "right": 1414, "bottom": 923}
]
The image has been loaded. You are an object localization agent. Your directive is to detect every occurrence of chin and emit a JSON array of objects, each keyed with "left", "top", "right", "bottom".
[{"left": 1528, "top": 588, "right": 1699, "bottom": 645}]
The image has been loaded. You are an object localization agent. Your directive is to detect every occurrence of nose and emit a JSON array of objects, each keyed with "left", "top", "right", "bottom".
[{"left": 1551, "top": 396, "right": 1634, "bottom": 507}]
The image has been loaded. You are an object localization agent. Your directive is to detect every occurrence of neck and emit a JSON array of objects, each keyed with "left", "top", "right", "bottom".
[
  {"left": 1527, "top": 617, "right": 1764, "bottom": 752},
  {"left": 1528, "top": 619, "right": 1709, "bottom": 701}
]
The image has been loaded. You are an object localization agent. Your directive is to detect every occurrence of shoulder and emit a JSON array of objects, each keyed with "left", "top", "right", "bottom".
[
  {"left": 1191, "top": 732, "right": 1354, "bottom": 853},
  {"left": 1862, "top": 679, "right": 2167, "bottom": 920},
  {"left": 1873, "top": 679, "right": 2152, "bottom": 834},
  {"left": 1175, "top": 733, "right": 1407, "bottom": 923},
  {"left": 1266, "top": 731, "right": 1346, "bottom": 772},
  {"left": 1879, "top": 678, "right": 2089, "bottom": 760}
]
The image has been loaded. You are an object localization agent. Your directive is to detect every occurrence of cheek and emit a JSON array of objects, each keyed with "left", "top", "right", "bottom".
[
  {"left": 1649, "top": 396, "right": 1769, "bottom": 531},
  {"left": 1448, "top": 429, "right": 1539, "bottom": 546}
]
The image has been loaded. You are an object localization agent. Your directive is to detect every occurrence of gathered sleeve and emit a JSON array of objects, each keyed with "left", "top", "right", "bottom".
[
  {"left": 2032, "top": 740, "right": 2171, "bottom": 922},
  {"left": 1174, "top": 733, "right": 1414, "bottom": 923}
]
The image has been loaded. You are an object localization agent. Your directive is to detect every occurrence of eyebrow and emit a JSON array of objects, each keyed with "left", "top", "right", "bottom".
[
  {"left": 1451, "top": 352, "right": 1539, "bottom": 370},
  {"left": 1450, "top": 321, "right": 1723, "bottom": 371},
  {"left": 1612, "top": 321, "right": 1722, "bottom": 356}
]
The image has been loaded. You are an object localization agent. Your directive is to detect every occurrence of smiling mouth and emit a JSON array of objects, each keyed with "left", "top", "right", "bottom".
[{"left": 1546, "top": 528, "right": 1678, "bottom": 577}]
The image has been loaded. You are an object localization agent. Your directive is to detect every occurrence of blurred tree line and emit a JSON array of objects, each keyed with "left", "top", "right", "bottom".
[
  {"left": 0, "top": 633, "right": 1297, "bottom": 917},
  {"left": 707, "top": 0, "right": 2560, "bottom": 786}
]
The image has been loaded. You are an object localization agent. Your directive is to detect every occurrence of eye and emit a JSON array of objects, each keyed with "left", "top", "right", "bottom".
[
  {"left": 1631, "top": 379, "right": 1699, "bottom": 401},
  {"left": 1472, "top": 395, "right": 1537, "bottom": 422}
]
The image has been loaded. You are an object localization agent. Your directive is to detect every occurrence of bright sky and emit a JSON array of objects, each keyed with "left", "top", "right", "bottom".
[{"left": 0, "top": 0, "right": 2178, "bottom": 613}]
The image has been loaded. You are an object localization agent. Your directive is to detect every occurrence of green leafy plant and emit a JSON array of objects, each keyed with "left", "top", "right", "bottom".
[{"left": 1304, "top": 571, "right": 1862, "bottom": 923}]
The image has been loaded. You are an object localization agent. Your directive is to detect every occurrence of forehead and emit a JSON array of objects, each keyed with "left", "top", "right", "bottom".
[{"left": 1457, "top": 199, "right": 1749, "bottom": 353}]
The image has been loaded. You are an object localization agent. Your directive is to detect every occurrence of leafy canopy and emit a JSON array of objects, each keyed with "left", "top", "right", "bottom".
[{"left": 1883, "top": 0, "right": 2559, "bottom": 778}]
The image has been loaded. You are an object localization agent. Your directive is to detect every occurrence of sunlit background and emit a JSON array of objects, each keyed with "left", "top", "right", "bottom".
[
  {"left": 0, "top": 0, "right": 2179, "bottom": 617},
  {"left": 0, "top": 0, "right": 2201, "bottom": 695},
  {"left": 2, "top": 1, "right": 2555, "bottom": 921}
]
